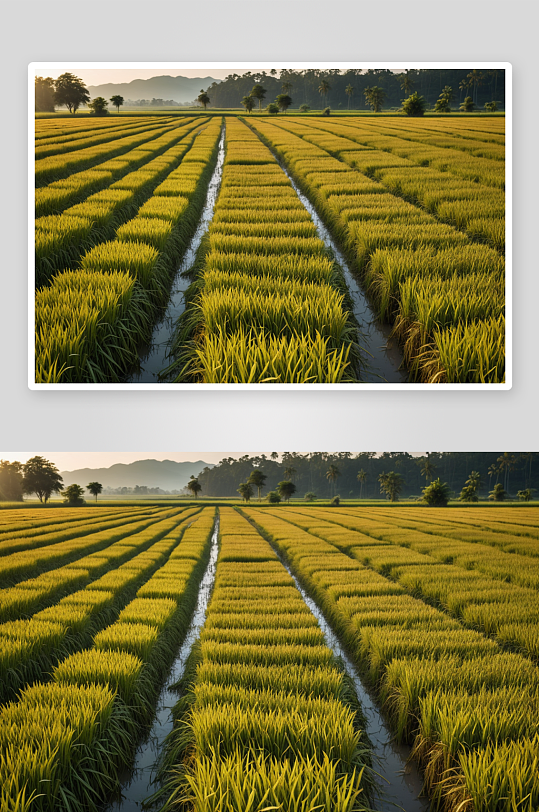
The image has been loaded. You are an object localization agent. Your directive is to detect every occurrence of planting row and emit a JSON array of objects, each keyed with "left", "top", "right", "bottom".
[
  {"left": 244, "top": 508, "right": 538, "bottom": 812},
  {"left": 157, "top": 507, "right": 373, "bottom": 811},
  {"left": 35, "top": 119, "right": 223, "bottom": 383},
  {"left": 250, "top": 117, "right": 505, "bottom": 383},
  {"left": 0, "top": 507, "right": 216, "bottom": 812},
  {"left": 173, "top": 117, "right": 360, "bottom": 383}
]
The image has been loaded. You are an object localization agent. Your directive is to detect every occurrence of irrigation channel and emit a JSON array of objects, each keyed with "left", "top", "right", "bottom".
[
  {"left": 127, "top": 118, "right": 405, "bottom": 384},
  {"left": 104, "top": 516, "right": 220, "bottom": 811},
  {"left": 106, "top": 508, "right": 429, "bottom": 812}
]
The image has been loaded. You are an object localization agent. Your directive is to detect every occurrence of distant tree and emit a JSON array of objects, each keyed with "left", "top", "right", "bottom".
[
  {"left": 0, "top": 461, "right": 24, "bottom": 501},
  {"left": 400, "top": 91, "right": 427, "bottom": 116},
  {"left": 459, "top": 471, "right": 481, "bottom": 502},
  {"left": 434, "top": 86, "right": 454, "bottom": 113},
  {"left": 22, "top": 456, "right": 63, "bottom": 503},
  {"left": 419, "top": 456, "right": 438, "bottom": 484},
  {"left": 241, "top": 95, "right": 255, "bottom": 114},
  {"left": 459, "top": 96, "right": 475, "bottom": 112},
  {"left": 318, "top": 79, "right": 331, "bottom": 106},
  {"left": 497, "top": 453, "right": 517, "bottom": 492},
  {"left": 266, "top": 102, "right": 279, "bottom": 115},
  {"left": 299, "top": 104, "right": 310, "bottom": 113},
  {"left": 237, "top": 482, "right": 253, "bottom": 502},
  {"left": 87, "top": 482, "right": 103, "bottom": 502},
  {"left": 267, "top": 490, "right": 281, "bottom": 504},
  {"left": 197, "top": 90, "right": 210, "bottom": 110},
  {"left": 379, "top": 471, "right": 404, "bottom": 502},
  {"left": 250, "top": 84, "right": 267, "bottom": 110},
  {"left": 422, "top": 478, "right": 452, "bottom": 507},
  {"left": 399, "top": 72, "right": 416, "bottom": 97},
  {"left": 466, "top": 69, "right": 484, "bottom": 105},
  {"left": 517, "top": 488, "right": 534, "bottom": 502},
  {"left": 54, "top": 72, "right": 90, "bottom": 114},
  {"left": 357, "top": 469, "right": 367, "bottom": 499},
  {"left": 35, "top": 76, "right": 56, "bottom": 112},
  {"left": 277, "top": 480, "right": 296, "bottom": 503},
  {"left": 186, "top": 476, "right": 202, "bottom": 499},
  {"left": 484, "top": 101, "right": 499, "bottom": 112},
  {"left": 281, "top": 79, "right": 293, "bottom": 94},
  {"left": 321, "top": 107, "right": 331, "bottom": 116},
  {"left": 62, "top": 484, "right": 85, "bottom": 505},
  {"left": 364, "top": 86, "right": 387, "bottom": 113},
  {"left": 247, "top": 469, "right": 267, "bottom": 501},
  {"left": 459, "top": 77, "right": 472, "bottom": 101},
  {"left": 345, "top": 84, "right": 355, "bottom": 110},
  {"left": 276, "top": 93, "right": 293, "bottom": 113},
  {"left": 326, "top": 464, "right": 340, "bottom": 497},
  {"left": 304, "top": 492, "right": 317, "bottom": 501},
  {"left": 284, "top": 466, "right": 296, "bottom": 481},
  {"left": 88, "top": 97, "right": 109, "bottom": 116},
  {"left": 110, "top": 95, "right": 124, "bottom": 113},
  {"left": 489, "top": 483, "right": 506, "bottom": 502},
  {"left": 330, "top": 496, "right": 340, "bottom": 506},
  {"left": 270, "top": 452, "right": 279, "bottom": 461}
]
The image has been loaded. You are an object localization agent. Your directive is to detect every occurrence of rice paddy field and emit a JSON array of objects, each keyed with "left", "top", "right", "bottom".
[
  {"left": 1, "top": 501, "right": 536, "bottom": 811},
  {"left": 33, "top": 113, "right": 506, "bottom": 385}
]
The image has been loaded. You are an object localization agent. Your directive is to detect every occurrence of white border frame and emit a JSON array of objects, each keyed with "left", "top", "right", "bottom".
[{"left": 29, "top": 61, "right": 512, "bottom": 391}]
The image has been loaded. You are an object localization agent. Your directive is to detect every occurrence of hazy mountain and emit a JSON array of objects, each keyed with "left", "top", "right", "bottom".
[
  {"left": 61, "top": 459, "right": 214, "bottom": 491},
  {"left": 87, "top": 75, "right": 221, "bottom": 104}
]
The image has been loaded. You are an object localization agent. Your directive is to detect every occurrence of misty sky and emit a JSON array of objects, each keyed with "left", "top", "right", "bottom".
[{"left": 1, "top": 451, "right": 425, "bottom": 471}]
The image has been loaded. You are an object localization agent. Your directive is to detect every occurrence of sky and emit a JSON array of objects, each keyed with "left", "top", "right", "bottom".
[{"left": 1, "top": 452, "right": 426, "bottom": 471}]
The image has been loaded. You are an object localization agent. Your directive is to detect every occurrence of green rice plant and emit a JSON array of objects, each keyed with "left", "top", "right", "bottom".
[
  {"left": 420, "top": 315, "right": 505, "bottom": 383},
  {"left": 80, "top": 239, "right": 159, "bottom": 287},
  {"left": 137, "top": 194, "right": 189, "bottom": 223},
  {"left": 94, "top": 621, "right": 159, "bottom": 661},
  {"left": 116, "top": 216, "right": 173, "bottom": 250}
]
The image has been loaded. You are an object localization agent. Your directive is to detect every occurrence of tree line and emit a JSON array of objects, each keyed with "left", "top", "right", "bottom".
[
  {"left": 35, "top": 73, "right": 124, "bottom": 115},
  {"left": 0, "top": 457, "right": 103, "bottom": 504}
]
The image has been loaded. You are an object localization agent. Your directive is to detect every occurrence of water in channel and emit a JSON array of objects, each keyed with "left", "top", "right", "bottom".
[
  {"left": 104, "top": 516, "right": 220, "bottom": 811},
  {"left": 276, "top": 552, "right": 430, "bottom": 812},
  {"left": 125, "top": 127, "right": 226, "bottom": 383}
]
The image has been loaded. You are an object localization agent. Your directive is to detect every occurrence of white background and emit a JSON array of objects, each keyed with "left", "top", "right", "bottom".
[{"left": 1, "top": 0, "right": 537, "bottom": 453}]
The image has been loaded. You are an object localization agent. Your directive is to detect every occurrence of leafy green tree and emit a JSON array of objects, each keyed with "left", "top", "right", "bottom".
[
  {"left": 276, "top": 93, "right": 293, "bottom": 113},
  {"left": 87, "top": 482, "right": 103, "bottom": 502},
  {"left": 345, "top": 84, "right": 354, "bottom": 110},
  {"left": 110, "top": 95, "right": 124, "bottom": 113},
  {"left": 356, "top": 469, "right": 367, "bottom": 499},
  {"left": 241, "top": 95, "right": 255, "bottom": 113},
  {"left": 267, "top": 491, "right": 281, "bottom": 504},
  {"left": 378, "top": 471, "right": 404, "bottom": 502},
  {"left": 484, "top": 101, "right": 499, "bottom": 112},
  {"left": 321, "top": 107, "right": 331, "bottom": 116},
  {"left": 459, "top": 471, "right": 481, "bottom": 502},
  {"left": 250, "top": 84, "right": 267, "bottom": 110},
  {"left": 326, "top": 464, "right": 340, "bottom": 497},
  {"left": 489, "top": 483, "right": 506, "bottom": 502},
  {"left": 0, "top": 461, "right": 24, "bottom": 501},
  {"left": 22, "top": 456, "right": 63, "bottom": 503},
  {"left": 318, "top": 79, "right": 331, "bottom": 106},
  {"left": 88, "top": 97, "right": 109, "bottom": 116},
  {"left": 304, "top": 492, "right": 317, "bottom": 501},
  {"left": 400, "top": 91, "right": 427, "bottom": 116},
  {"left": 299, "top": 104, "right": 310, "bottom": 113},
  {"left": 459, "top": 96, "right": 475, "bottom": 112},
  {"left": 434, "top": 86, "right": 454, "bottom": 112},
  {"left": 330, "top": 496, "right": 340, "bottom": 506},
  {"left": 186, "top": 476, "right": 202, "bottom": 499},
  {"left": 266, "top": 102, "right": 279, "bottom": 115},
  {"left": 54, "top": 72, "right": 91, "bottom": 114},
  {"left": 399, "top": 72, "right": 416, "bottom": 97},
  {"left": 364, "top": 86, "right": 387, "bottom": 113},
  {"left": 62, "top": 484, "right": 85, "bottom": 505},
  {"left": 422, "top": 478, "right": 452, "bottom": 507},
  {"left": 35, "top": 77, "right": 56, "bottom": 112},
  {"left": 517, "top": 488, "right": 534, "bottom": 501},
  {"left": 277, "top": 480, "right": 296, "bottom": 503},
  {"left": 237, "top": 482, "right": 253, "bottom": 502},
  {"left": 197, "top": 90, "right": 210, "bottom": 110},
  {"left": 247, "top": 470, "right": 267, "bottom": 501}
]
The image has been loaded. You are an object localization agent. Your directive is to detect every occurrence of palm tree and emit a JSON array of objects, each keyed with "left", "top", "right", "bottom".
[
  {"left": 487, "top": 463, "right": 500, "bottom": 489},
  {"left": 326, "top": 464, "right": 340, "bottom": 497},
  {"left": 237, "top": 482, "right": 253, "bottom": 502},
  {"left": 87, "top": 482, "right": 103, "bottom": 502},
  {"left": 318, "top": 79, "right": 331, "bottom": 107},
  {"left": 496, "top": 453, "right": 517, "bottom": 493},
  {"left": 241, "top": 95, "right": 255, "bottom": 114},
  {"left": 356, "top": 469, "right": 367, "bottom": 499},
  {"left": 459, "top": 471, "right": 481, "bottom": 502},
  {"left": 459, "top": 77, "right": 472, "bottom": 102},
  {"left": 250, "top": 84, "right": 267, "bottom": 110},
  {"left": 420, "top": 456, "right": 438, "bottom": 485},
  {"left": 247, "top": 470, "right": 267, "bottom": 501},
  {"left": 466, "top": 70, "right": 484, "bottom": 106},
  {"left": 378, "top": 471, "right": 403, "bottom": 502},
  {"left": 363, "top": 86, "right": 386, "bottom": 113},
  {"left": 109, "top": 95, "right": 124, "bottom": 113},
  {"left": 398, "top": 72, "right": 415, "bottom": 97},
  {"left": 284, "top": 466, "right": 296, "bottom": 482},
  {"left": 345, "top": 84, "right": 354, "bottom": 110},
  {"left": 277, "top": 480, "right": 296, "bottom": 503},
  {"left": 186, "top": 476, "right": 202, "bottom": 499}
]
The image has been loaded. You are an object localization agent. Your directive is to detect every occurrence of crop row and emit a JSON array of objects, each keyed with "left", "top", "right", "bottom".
[
  {"left": 173, "top": 118, "right": 359, "bottom": 383},
  {"left": 35, "top": 119, "right": 223, "bottom": 383},
  {"left": 250, "top": 118, "right": 505, "bottom": 383},
  {"left": 0, "top": 507, "right": 216, "bottom": 812},
  {"left": 35, "top": 117, "right": 179, "bottom": 159},
  {"left": 244, "top": 508, "right": 539, "bottom": 812},
  {"left": 156, "top": 506, "right": 372, "bottom": 812},
  {"left": 35, "top": 115, "right": 163, "bottom": 140},
  {"left": 0, "top": 508, "right": 199, "bottom": 704}
]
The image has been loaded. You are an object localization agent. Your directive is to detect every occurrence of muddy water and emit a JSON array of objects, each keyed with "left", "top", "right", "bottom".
[
  {"left": 273, "top": 552, "right": 430, "bottom": 812},
  {"left": 125, "top": 127, "right": 226, "bottom": 383},
  {"left": 104, "top": 517, "right": 220, "bottom": 811},
  {"left": 271, "top": 154, "right": 407, "bottom": 383}
]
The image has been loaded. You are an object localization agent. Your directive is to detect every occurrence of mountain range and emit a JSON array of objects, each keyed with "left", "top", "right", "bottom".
[
  {"left": 87, "top": 75, "right": 220, "bottom": 104},
  {"left": 61, "top": 459, "right": 214, "bottom": 491}
]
